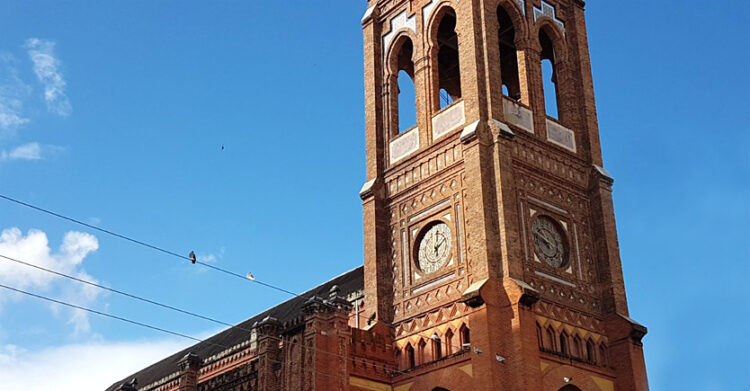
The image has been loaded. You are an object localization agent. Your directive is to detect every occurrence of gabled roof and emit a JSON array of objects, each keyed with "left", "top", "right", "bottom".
[{"left": 106, "top": 266, "right": 364, "bottom": 391}]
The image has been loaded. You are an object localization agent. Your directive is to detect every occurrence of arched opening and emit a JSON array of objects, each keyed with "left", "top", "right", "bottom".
[
  {"left": 558, "top": 386, "right": 583, "bottom": 391},
  {"left": 539, "top": 29, "right": 559, "bottom": 119},
  {"left": 445, "top": 329, "right": 454, "bottom": 355},
  {"left": 536, "top": 323, "right": 544, "bottom": 348},
  {"left": 497, "top": 6, "right": 520, "bottom": 100},
  {"left": 585, "top": 339, "right": 595, "bottom": 364},
  {"left": 432, "top": 333, "right": 443, "bottom": 360},
  {"left": 599, "top": 343, "right": 608, "bottom": 367},
  {"left": 435, "top": 8, "right": 461, "bottom": 109},
  {"left": 418, "top": 338, "right": 427, "bottom": 365},
  {"left": 559, "top": 332, "right": 569, "bottom": 355},
  {"left": 405, "top": 343, "right": 416, "bottom": 369},
  {"left": 545, "top": 327, "right": 556, "bottom": 351},
  {"left": 572, "top": 335, "right": 582, "bottom": 358},
  {"left": 392, "top": 38, "right": 417, "bottom": 134},
  {"left": 459, "top": 324, "right": 471, "bottom": 350}
]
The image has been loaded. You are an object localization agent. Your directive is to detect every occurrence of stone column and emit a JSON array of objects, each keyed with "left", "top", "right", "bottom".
[
  {"left": 302, "top": 285, "right": 353, "bottom": 391},
  {"left": 177, "top": 352, "right": 201, "bottom": 391},
  {"left": 256, "top": 316, "right": 283, "bottom": 391}
]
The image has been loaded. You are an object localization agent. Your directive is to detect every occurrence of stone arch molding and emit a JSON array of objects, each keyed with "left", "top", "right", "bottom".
[
  {"left": 383, "top": 10, "right": 417, "bottom": 58},
  {"left": 533, "top": 0, "right": 565, "bottom": 36}
]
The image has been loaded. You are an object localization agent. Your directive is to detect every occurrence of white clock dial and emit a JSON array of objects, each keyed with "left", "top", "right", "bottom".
[{"left": 417, "top": 222, "right": 452, "bottom": 274}]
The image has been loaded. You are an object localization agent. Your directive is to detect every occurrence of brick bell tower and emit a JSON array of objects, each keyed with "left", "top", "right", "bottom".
[{"left": 358, "top": 0, "right": 649, "bottom": 390}]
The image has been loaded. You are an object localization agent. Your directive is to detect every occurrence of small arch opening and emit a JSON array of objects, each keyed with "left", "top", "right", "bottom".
[
  {"left": 497, "top": 6, "right": 520, "bottom": 100},
  {"left": 432, "top": 333, "right": 443, "bottom": 360},
  {"left": 418, "top": 338, "right": 427, "bottom": 365},
  {"left": 459, "top": 324, "right": 471, "bottom": 350},
  {"left": 559, "top": 332, "right": 568, "bottom": 355},
  {"left": 536, "top": 323, "right": 544, "bottom": 348},
  {"left": 436, "top": 9, "right": 461, "bottom": 109},
  {"left": 599, "top": 343, "right": 608, "bottom": 367},
  {"left": 545, "top": 327, "right": 556, "bottom": 351},
  {"left": 445, "top": 329, "right": 454, "bottom": 355},
  {"left": 585, "top": 339, "right": 595, "bottom": 364},
  {"left": 405, "top": 343, "right": 415, "bottom": 369},
  {"left": 572, "top": 335, "right": 582, "bottom": 358},
  {"left": 539, "top": 29, "right": 559, "bottom": 119}
]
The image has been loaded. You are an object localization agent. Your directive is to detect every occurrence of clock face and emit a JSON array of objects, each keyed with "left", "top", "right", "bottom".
[
  {"left": 417, "top": 222, "right": 452, "bottom": 274},
  {"left": 532, "top": 216, "right": 568, "bottom": 268}
]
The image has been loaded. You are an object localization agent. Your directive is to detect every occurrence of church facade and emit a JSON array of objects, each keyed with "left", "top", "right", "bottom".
[{"left": 108, "top": 0, "right": 649, "bottom": 390}]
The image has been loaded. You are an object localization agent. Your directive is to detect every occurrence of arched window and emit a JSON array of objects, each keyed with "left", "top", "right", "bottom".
[
  {"left": 435, "top": 8, "right": 461, "bottom": 109},
  {"left": 459, "top": 324, "right": 471, "bottom": 350},
  {"left": 405, "top": 343, "right": 416, "bottom": 369},
  {"left": 539, "top": 29, "right": 559, "bottom": 119},
  {"left": 391, "top": 38, "right": 417, "bottom": 134},
  {"left": 559, "top": 332, "right": 569, "bottom": 355},
  {"left": 536, "top": 323, "right": 544, "bottom": 348},
  {"left": 394, "top": 347, "right": 402, "bottom": 369},
  {"left": 445, "top": 329, "right": 454, "bottom": 355},
  {"left": 599, "top": 343, "right": 608, "bottom": 367},
  {"left": 418, "top": 338, "right": 427, "bottom": 365},
  {"left": 545, "top": 327, "right": 556, "bottom": 351},
  {"left": 585, "top": 339, "right": 595, "bottom": 364},
  {"left": 497, "top": 6, "right": 520, "bottom": 100},
  {"left": 572, "top": 335, "right": 582, "bottom": 358},
  {"left": 431, "top": 333, "right": 443, "bottom": 360}
]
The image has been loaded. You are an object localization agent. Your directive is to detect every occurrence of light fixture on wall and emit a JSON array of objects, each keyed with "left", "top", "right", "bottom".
[{"left": 563, "top": 377, "right": 573, "bottom": 383}]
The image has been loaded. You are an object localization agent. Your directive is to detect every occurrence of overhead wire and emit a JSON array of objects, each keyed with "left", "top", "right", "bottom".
[
  {"left": 0, "top": 251, "right": 413, "bottom": 377},
  {"left": 0, "top": 282, "right": 383, "bottom": 386},
  {"left": 0, "top": 197, "right": 475, "bottom": 378},
  {"left": 0, "top": 193, "right": 298, "bottom": 297}
]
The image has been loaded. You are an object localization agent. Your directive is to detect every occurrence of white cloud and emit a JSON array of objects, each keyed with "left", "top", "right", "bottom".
[
  {"left": 24, "top": 38, "right": 71, "bottom": 116},
  {"left": 1, "top": 142, "right": 40, "bottom": 160},
  {"left": 0, "top": 142, "right": 65, "bottom": 161},
  {"left": 0, "top": 54, "right": 31, "bottom": 135},
  {"left": 197, "top": 247, "right": 225, "bottom": 264},
  {"left": 0, "top": 338, "right": 193, "bottom": 391},
  {"left": 0, "top": 227, "right": 100, "bottom": 332}
]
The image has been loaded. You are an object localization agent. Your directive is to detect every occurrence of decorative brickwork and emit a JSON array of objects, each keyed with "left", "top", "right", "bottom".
[{"left": 107, "top": 1, "right": 648, "bottom": 390}]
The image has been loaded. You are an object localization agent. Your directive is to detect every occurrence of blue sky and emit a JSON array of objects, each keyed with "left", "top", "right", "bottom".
[{"left": 0, "top": 1, "right": 747, "bottom": 390}]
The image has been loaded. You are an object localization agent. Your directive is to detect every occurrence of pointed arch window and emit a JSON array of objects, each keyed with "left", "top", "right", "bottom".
[
  {"left": 599, "top": 344, "right": 608, "bottom": 367},
  {"left": 445, "top": 329, "right": 454, "bottom": 355},
  {"left": 418, "top": 338, "right": 427, "bottom": 365},
  {"left": 559, "top": 332, "right": 569, "bottom": 355},
  {"left": 498, "top": 6, "right": 520, "bottom": 101},
  {"left": 405, "top": 343, "right": 416, "bottom": 369},
  {"left": 572, "top": 335, "right": 582, "bottom": 358},
  {"left": 585, "top": 339, "right": 596, "bottom": 364},
  {"left": 431, "top": 333, "right": 443, "bottom": 360},
  {"left": 536, "top": 323, "right": 544, "bottom": 349},
  {"left": 459, "top": 324, "right": 471, "bottom": 350},
  {"left": 545, "top": 327, "right": 556, "bottom": 351}
]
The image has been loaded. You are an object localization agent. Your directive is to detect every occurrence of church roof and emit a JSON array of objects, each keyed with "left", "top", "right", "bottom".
[{"left": 106, "top": 265, "right": 364, "bottom": 391}]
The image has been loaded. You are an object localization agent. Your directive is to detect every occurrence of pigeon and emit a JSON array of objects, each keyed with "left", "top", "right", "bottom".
[{"left": 189, "top": 251, "right": 197, "bottom": 264}]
